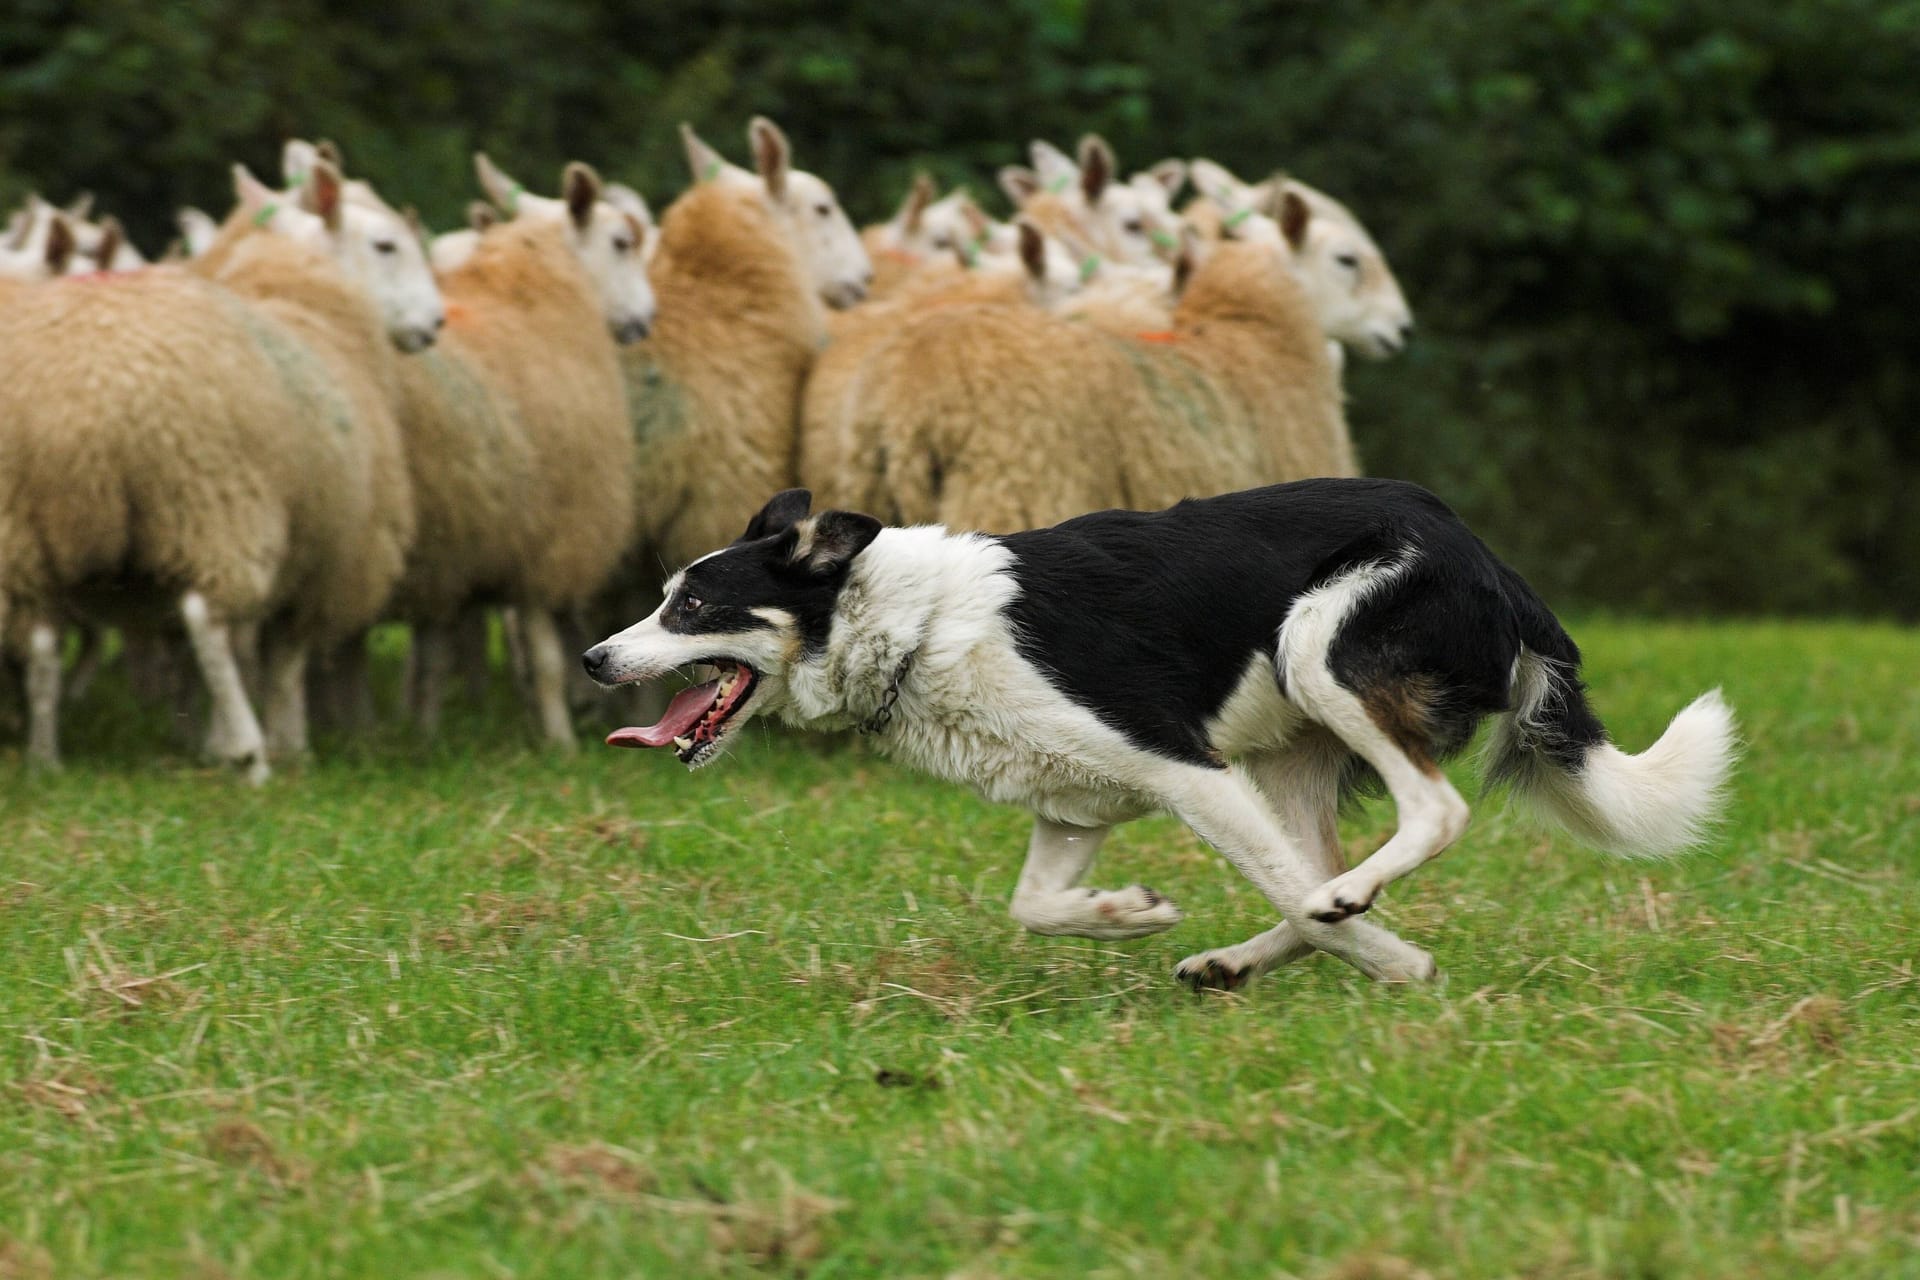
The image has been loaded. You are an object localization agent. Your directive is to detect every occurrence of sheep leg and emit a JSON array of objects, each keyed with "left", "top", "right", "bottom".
[
  {"left": 26, "top": 621, "right": 63, "bottom": 771},
  {"left": 409, "top": 621, "right": 453, "bottom": 736},
  {"left": 261, "top": 635, "right": 311, "bottom": 761},
  {"left": 64, "top": 625, "right": 104, "bottom": 705},
  {"left": 179, "top": 592, "right": 268, "bottom": 786},
  {"left": 454, "top": 604, "right": 493, "bottom": 706},
  {"left": 520, "top": 608, "right": 577, "bottom": 751},
  {"left": 501, "top": 607, "right": 532, "bottom": 705},
  {"left": 1009, "top": 817, "right": 1182, "bottom": 939}
]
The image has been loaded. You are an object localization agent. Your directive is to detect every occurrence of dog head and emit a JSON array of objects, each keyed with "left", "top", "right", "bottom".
[{"left": 583, "top": 490, "right": 881, "bottom": 768}]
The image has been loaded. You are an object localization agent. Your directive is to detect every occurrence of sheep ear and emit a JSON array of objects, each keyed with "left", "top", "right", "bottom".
[
  {"left": 315, "top": 139, "right": 345, "bottom": 170},
  {"left": 177, "top": 207, "right": 217, "bottom": 255},
  {"left": 562, "top": 161, "right": 601, "bottom": 232},
  {"left": 790, "top": 511, "right": 882, "bottom": 576},
  {"left": 160, "top": 237, "right": 186, "bottom": 263},
  {"left": 1148, "top": 158, "right": 1187, "bottom": 199},
  {"left": 64, "top": 190, "right": 94, "bottom": 221},
  {"left": 468, "top": 200, "right": 498, "bottom": 232},
  {"left": 4, "top": 206, "right": 28, "bottom": 252},
  {"left": 1189, "top": 159, "right": 1241, "bottom": 206},
  {"left": 307, "top": 159, "right": 345, "bottom": 231},
  {"left": 232, "top": 163, "right": 279, "bottom": 214},
  {"left": 90, "top": 215, "right": 124, "bottom": 269},
  {"left": 473, "top": 153, "right": 521, "bottom": 215},
  {"left": 1029, "top": 140, "right": 1077, "bottom": 192},
  {"left": 44, "top": 214, "right": 76, "bottom": 274},
  {"left": 681, "top": 123, "right": 727, "bottom": 183},
  {"left": 957, "top": 194, "right": 992, "bottom": 240},
  {"left": 401, "top": 205, "right": 425, "bottom": 243},
  {"left": 741, "top": 489, "right": 813, "bottom": 542},
  {"left": 1278, "top": 189, "right": 1311, "bottom": 251},
  {"left": 749, "top": 116, "right": 790, "bottom": 202},
  {"left": 900, "top": 172, "right": 936, "bottom": 234},
  {"left": 1016, "top": 220, "right": 1046, "bottom": 283},
  {"left": 1172, "top": 227, "right": 1200, "bottom": 297},
  {"left": 998, "top": 165, "right": 1039, "bottom": 206},
  {"left": 1078, "top": 135, "right": 1114, "bottom": 204}
]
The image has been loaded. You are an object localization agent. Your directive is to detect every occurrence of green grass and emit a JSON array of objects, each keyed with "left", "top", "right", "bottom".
[{"left": 3, "top": 620, "right": 1917, "bottom": 1278}]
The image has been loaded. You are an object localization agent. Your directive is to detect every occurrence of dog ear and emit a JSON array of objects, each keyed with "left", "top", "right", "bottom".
[
  {"left": 741, "top": 489, "right": 813, "bottom": 542},
  {"left": 789, "top": 511, "right": 881, "bottom": 577}
]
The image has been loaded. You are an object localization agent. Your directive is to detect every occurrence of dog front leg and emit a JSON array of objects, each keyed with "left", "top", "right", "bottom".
[
  {"left": 1008, "top": 817, "right": 1183, "bottom": 940},
  {"left": 1157, "top": 764, "right": 1436, "bottom": 984}
]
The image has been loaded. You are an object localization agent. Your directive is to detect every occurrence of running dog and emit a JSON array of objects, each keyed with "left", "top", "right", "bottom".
[{"left": 582, "top": 480, "right": 1736, "bottom": 987}]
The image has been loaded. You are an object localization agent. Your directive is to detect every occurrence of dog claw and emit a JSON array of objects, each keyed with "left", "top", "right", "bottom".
[{"left": 1175, "top": 955, "right": 1250, "bottom": 993}]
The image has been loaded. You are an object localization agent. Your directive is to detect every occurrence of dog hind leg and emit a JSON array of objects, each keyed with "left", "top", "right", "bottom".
[
  {"left": 1008, "top": 817, "right": 1183, "bottom": 940},
  {"left": 1176, "top": 732, "right": 1353, "bottom": 990},
  {"left": 1158, "top": 763, "right": 1436, "bottom": 983}
]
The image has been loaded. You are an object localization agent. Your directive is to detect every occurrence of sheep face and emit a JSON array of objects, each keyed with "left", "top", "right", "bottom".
[
  {"left": 745, "top": 118, "right": 871, "bottom": 309},
  {"left": 470, "top": 155, "right": 656, "bottom": 343},
  {"left": 327, "top": 199, "right": 447, "bottom": 353},
  {"left": 1280, "top": 182, "right": 1413, "bottom": 361},
  {"left": 562, "top": 197, "right": 656, "bottom": 345}
]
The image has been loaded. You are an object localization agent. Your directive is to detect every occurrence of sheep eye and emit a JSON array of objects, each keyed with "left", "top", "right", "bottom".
[
  {"left": 815, "top": 203, "right": 831, "bottom": 217},
  {"left": 1336, "top": 253, "right": 1360, "bottom": 270},
  {"left": 1124, "top": 219, "right": 1143, "bottom": 234},
  {"left": 373, "top": 239, "right": 399, "bottom": 256},
  {"left": 613, "top": 236, "right": 633, "bottom": 254}
]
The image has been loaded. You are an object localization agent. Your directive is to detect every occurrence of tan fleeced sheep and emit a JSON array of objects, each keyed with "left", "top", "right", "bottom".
[
  {"left": 391, "top": 175, "right": 643, "bottom": 747},
  {"left": 0, "top": 164, "right": 430, "bottom": 780},
  {"left": 804, "top": 238, "right": 1347, "bottom": 535},
  {"left": 621, "top": 120, "right": 868, "bottom": 578}
]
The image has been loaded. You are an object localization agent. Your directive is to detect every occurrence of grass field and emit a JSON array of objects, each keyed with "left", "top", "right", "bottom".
[{"left": 3, "top": 620, "right": 1917, "bottom": 1278}]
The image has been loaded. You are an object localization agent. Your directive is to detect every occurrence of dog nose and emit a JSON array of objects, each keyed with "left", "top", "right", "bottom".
[{"left": 581, "top": 645, "right": 610, "bottom": 677}]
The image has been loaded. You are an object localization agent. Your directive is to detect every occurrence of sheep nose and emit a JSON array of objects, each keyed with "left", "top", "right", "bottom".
[
  {"left": 581, "top": 645, "right": 610, "bottom": 677},
  {"left": 1399, "top": 321, "right": 1413, "bottom": 346}
]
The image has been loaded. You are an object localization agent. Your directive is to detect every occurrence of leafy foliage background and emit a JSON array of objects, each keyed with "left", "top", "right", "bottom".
[{"left": 3, "top": 0, "right": 1915, "bottom": 614}]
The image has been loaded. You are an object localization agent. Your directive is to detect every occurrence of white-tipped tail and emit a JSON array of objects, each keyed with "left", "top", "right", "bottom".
[{"left": 1512, "top": 688, "right": 1738, "bottom": 858}]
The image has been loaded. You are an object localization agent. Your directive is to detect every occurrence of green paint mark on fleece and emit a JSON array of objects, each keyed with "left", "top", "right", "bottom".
[
  {"left": 622, "top": 349, "right": 691, "bottom": 447},
  {"left": 231, "top": 301, "right": 356, "bottom": 439},
  {"left": 1105, "top": 334, "right": 1224, "bottom": 440}
]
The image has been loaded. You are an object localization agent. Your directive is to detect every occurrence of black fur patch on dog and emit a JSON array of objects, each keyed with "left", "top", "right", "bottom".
[
  {"left": 996, "top": 478, "right": 1593, "bottom": 770},
  {"left": 663, "top": 491, "right": 879, "bottom": 656}
]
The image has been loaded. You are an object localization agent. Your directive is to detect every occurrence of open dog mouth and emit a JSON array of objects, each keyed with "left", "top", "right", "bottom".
[{"left": 606, "top": 660, "right": 758, "bottom": 768}]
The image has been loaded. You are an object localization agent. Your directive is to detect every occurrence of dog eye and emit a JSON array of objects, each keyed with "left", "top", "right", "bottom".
[{"left": 683, "top": 595, "right": 704, "bottom": 611}]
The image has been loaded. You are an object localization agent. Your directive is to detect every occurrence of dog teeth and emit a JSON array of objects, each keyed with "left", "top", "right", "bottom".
[
  {"left": 718, "top": 671, "right": 736, "bottom": 695},
  {"left": 673, "top": 736, "right": 693, "bottom": 751}
]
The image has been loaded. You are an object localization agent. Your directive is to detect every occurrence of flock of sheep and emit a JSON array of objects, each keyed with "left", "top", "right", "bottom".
[{"left": 0, "top": 119, "right": 1413, "bottom": 781}]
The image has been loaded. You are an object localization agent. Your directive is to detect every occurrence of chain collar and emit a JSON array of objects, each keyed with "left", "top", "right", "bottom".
[{"left": 857, "top": 648, "right": 917, "bottom": 735}]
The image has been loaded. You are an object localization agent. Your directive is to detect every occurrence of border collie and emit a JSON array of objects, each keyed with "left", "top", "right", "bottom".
[{"left": 583, "top": 480, "right": 1736, "bottom": 987}]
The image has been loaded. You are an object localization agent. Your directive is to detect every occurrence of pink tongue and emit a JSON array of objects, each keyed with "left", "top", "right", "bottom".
[{"left": 606, "top": 680, "right": 721, "bottom": 749}]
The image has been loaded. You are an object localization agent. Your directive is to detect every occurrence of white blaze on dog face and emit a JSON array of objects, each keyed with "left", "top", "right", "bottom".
[{"left": 583, "top": 490, "right": 882, "bottom": 769}]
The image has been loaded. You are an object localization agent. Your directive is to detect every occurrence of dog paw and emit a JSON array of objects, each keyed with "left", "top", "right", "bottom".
[
  {"left": 1174, "top": 951, "right": 1252, "bottom": 993},
  {"left": 1086, "top": 884, "right": 1183, "bottom": 938},
  {"left": 1303, "top": 874, "right": 1377, "bottom": 923}
]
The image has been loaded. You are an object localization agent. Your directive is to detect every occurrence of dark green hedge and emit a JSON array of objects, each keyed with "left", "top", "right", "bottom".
[{"left": 4, "top": 0, "right": 1915, "bottom": 614}]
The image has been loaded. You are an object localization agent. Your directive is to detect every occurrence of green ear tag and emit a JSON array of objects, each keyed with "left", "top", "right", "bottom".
[
  {"left": 1047, "top": 174, "right": 1071, "bottom": 195},
  {"left": 1149, "top": 228, "right": 1177, "bottom": 250},
  {"left": 1222, "top": 207, "right": 1254, "bottom": 231},
  {"left": 252, "top": 202, "right": 279, "bottom": 228},
  {"left": 702, "top": 161, "right": 721, "bottom": 183},
  {"left": 506, "top": 182, "right": 523, "bottom": 214},
  {"left": 1079, "top": 254, "right": 1100, "bottom": 284}
]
